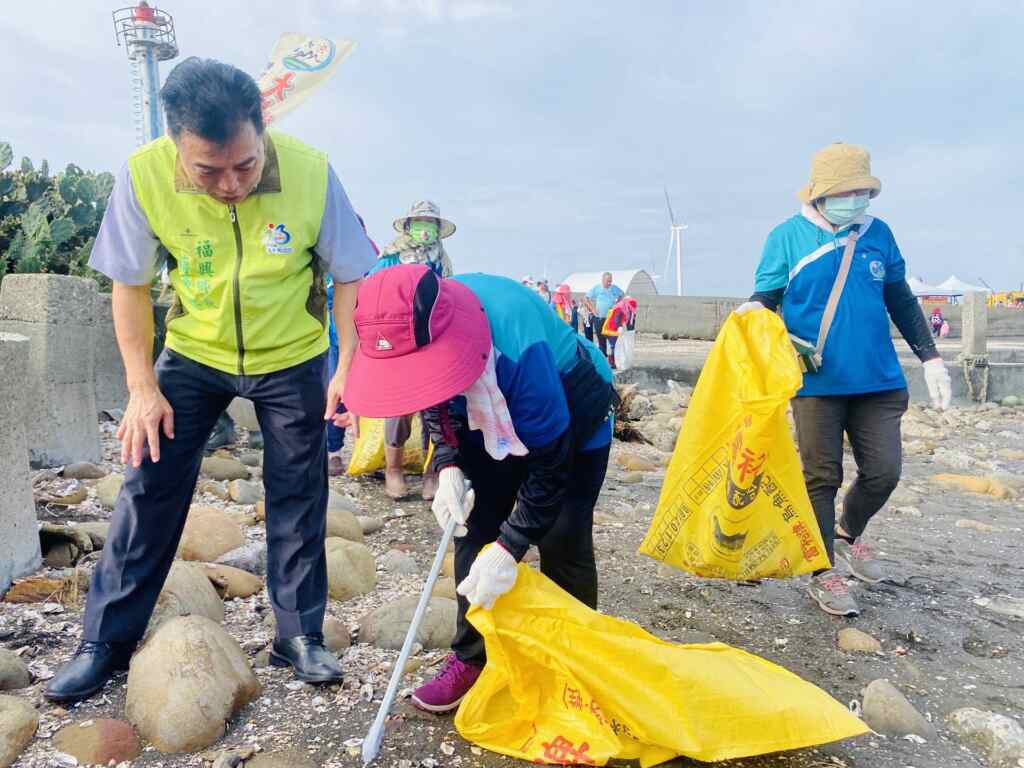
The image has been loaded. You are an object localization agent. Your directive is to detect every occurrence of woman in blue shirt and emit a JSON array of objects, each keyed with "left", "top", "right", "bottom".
[{"left": 736, "top": 143, "right": 951, "bottom": 617}]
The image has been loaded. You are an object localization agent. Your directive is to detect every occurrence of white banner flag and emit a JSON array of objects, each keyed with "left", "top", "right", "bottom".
[{"left": 256, "top": 34, "right": 355, "bottom": 125}]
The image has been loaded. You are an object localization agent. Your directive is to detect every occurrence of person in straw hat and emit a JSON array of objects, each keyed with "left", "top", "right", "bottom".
[
  {"left": 366, "top": 200, "right": 457, "bottom": 499},
  {"left": 735, "top": 142, "right": 952, "bottom": 617},
  {"left": 377, "top": 199, "right": 456, "bottom": 278},
  {"left": 341, "top": 264, "right": 615, "bottom": 713}
]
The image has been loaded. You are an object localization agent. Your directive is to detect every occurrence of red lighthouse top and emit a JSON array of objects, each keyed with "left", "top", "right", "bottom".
[{"left": 134, "top": 2, "right": 156, "bottom": 22}]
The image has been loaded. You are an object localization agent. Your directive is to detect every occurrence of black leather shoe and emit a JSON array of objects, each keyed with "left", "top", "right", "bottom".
[
  {"left": 44, "top": 641, "right": 135, "bottom": 703},
  {"left": 270, "top": 634, "right": 343, "bottom": 684},
  {"left": 205, "top": 413, "right": 237, "bottom": 452}
]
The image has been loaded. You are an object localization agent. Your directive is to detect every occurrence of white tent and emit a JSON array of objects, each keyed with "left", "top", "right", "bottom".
[
  {"left": 907, "top": 275, "right": 956, "bottom": 297},
  {"left": 937, "top": 275, "right": 990, "bottom": 295},
  {"left": 561, "top": 269, "right": 659, "bottom": 297}
]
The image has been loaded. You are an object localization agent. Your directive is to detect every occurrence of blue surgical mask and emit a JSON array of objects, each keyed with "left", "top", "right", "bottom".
[{"left": 820, "top": 194, "right": 870, "bottom": 227}]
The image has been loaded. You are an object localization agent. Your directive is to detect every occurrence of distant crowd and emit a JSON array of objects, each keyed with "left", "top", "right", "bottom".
[{"left": 520, "top": 271, "right": 638, "bottom": 370}]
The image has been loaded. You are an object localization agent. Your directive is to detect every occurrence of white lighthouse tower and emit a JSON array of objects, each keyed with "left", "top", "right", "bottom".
[{"left": 113, "top": 3, "right": 179, "bottom": 145}]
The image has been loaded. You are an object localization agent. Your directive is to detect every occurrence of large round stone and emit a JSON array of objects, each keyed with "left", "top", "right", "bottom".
[
  {"left": 127, "top": 616, "right": 260, "bottom": 753},
  {"left": 358, "top": 596, "right": 457, "bottom": 650},
  {"left": 325, "top": 539, "right": 376, "bottom": 602},
  {"left": 202, "top": 564, "right": 263, "bottom": 600},
  {"left": 0, "top": 694, "right": 38, "bottom": 768},
  {"left": 0, "top": 651, "right": 30, "bottom": 692},
  {"left": 63, "top": 462, "right": 108, "bottom": 480},
  {"left": 177, "top": 505, "right": 244, "bottom": 562},
  {"left": 200, "top": 456, "right": 250, "bottom": 481},
  {"left": 94, "top": 473, "right": 123, "bottom": 509},
  {"left": 148, "top": 561, "right": 224, "bottom": 637},
  {"left": 52, "top": 718, "right": 141, "bottom": 765},
  {"left": 862, "top": 679, "right": 936, "bottom": 739},
  {"left": 326, "top": 508, "right": 364, "bottom": 543}
]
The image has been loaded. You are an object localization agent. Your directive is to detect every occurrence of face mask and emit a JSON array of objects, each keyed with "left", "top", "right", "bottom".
[
  {"left": 408, "top": 220, "right": 439, "bottom": 245},
  {"left": 820, "top": 194, "right": 870, "bottom": 227}
]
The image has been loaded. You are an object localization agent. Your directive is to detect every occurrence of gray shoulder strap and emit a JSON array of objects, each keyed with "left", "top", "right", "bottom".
[{"left": 815, "top": 232, "right": 858, "bottom": 357}]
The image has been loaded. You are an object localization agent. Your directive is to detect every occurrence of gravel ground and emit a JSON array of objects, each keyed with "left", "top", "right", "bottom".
[{"left": 3, "top": 384, "right": 1023, "bottom": 768}]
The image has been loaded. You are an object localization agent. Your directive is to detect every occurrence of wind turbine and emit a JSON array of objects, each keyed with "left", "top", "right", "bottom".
[{"left": 662, "top": 188, "right": 687, "bottom": 296}]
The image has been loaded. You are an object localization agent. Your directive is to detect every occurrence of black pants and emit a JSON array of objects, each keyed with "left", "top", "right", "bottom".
[
  {"left": 84, "top": 348, "right": 329, "bottom": 642},
  {"left": 596, "top": 332, "right": 616, "bottom": 359},
  {"left": 452, "top": 440, "right": 610, "bottom": 665},
  {"left": 791, "top": 388, "right": 909, "bottom": 563}
]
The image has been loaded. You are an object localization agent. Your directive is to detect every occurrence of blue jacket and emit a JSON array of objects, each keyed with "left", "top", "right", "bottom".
[{"left": 423, "top": 274, "right": 614, "bottom": 559}]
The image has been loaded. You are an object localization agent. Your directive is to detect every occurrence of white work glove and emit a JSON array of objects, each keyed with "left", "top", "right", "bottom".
[
  {"left": 457, "top": 543, "right": 518, "bottom": 610},
  {"left": 431, "top": 467, "right": 474, "bottom": 537},
  {"left": 923, "top": 357, "right": 952, "bottom": 411},
  {"left": 735, "top": 301, "right": 765, "bottom": 315}
]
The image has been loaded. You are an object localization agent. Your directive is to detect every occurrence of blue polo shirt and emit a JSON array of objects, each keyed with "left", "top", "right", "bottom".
[
  {"left": 754, "top": 213, "right": 907, "bottom": 397},
  {"left": 587, "top": 283, "right": 624, "bottom": 318}
]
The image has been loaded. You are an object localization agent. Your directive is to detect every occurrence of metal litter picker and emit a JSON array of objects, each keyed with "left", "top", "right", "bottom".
[{"left": 362, "top": 516, "right": 459, "bottom": 764}]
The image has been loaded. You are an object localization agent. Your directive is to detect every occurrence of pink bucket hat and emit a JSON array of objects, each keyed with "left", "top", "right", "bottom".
[{"left": 343, "top": 264, "right": 492, "bottom": 417}]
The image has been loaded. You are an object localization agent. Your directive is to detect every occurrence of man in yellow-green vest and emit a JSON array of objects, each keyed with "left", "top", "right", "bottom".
[{"left": 46, "top": 58, "right": 376, "bottom": 703}]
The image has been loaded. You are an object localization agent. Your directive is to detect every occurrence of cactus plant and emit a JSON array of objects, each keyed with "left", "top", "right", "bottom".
[{"left": 0, "top": 141, "right": 114, "bottom": 287}]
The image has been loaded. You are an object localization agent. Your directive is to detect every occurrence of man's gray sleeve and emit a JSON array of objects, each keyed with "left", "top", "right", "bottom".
[
  {"left": 317, "top": 164, "right": 377, "bottom": 283},
  {"left": 88, "top": 164, "right": 164, "bottom": 286}
]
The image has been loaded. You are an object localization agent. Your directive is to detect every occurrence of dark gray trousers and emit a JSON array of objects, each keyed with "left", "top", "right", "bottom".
[
  {"left": 84, "top": 348, "right": 329, "bottom": 643},
  {"left": 791, "top": 388, "right": 909, "bottom": 563},
  {"left": 451, "top": 440, "right": 609, "bottom": 666}
]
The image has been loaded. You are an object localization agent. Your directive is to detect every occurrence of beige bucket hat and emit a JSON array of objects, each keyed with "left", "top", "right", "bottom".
[
  {"left": 392, "top": 200, "right": 456, "bottom": 239},
  {"left": 797, "top": 142, "right": 881, "bottom": 204}
]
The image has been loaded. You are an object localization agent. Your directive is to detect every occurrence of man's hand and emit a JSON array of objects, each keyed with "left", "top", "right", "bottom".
[{"left": 118, "top": 382, "right": 174, "bottom": 467}]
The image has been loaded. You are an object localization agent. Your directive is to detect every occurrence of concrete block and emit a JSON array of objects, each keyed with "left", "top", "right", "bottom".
[
  {"left": 94, "top": 293, "right": 128, "bottom": 413},
  {"left": 227, "top": 398, "right": 260, "bottom": 431},
  {"left": 961, "top": 292, "right": 988, "bottom": 357},
  {"left": 0, "top": 320, "right": 94, "bottom": 386},
  {"left": 0, "top": 272, "right": 98, "bottom": 325},
  {"left": 0, "top": 333, "right": 42, "bottom": 595},
  {"left": 0, "top": 274, "right": 101, "bottom": 466}
]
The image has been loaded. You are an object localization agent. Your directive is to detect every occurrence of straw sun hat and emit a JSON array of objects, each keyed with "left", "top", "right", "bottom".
[
  {"left": 797, "top": 142, "right": 881, "bottom": 204},
  {"left": 392, "top": 200, "right": 456, "bottom": 239}
]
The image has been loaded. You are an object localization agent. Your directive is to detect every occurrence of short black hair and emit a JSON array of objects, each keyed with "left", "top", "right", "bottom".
[{"left": 161, "top": 57, "right": 264, "bottom": 143}]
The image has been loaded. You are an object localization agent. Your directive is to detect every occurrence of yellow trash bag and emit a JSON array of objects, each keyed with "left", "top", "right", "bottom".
[
  {"left": 346, "top": 416, "right": 429, "bottom": 476},
  {"left": 639, "top": 310, "right": 830, "bottom": 579},
  {"left": 456, "top": 565, "right": 868, "bottom": 766}
]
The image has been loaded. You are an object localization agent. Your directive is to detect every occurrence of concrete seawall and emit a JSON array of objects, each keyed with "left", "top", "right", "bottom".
[
  {"left": 620, "top": 336, "right": 1024, "bottom": 405},
  {"left": 636, "top": 295, "right": 1024, "bottom": 341}
]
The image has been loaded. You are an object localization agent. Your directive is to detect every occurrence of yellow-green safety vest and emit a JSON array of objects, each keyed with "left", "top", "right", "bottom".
[{"left": 129, "top": 130, "right": 329, "bottom": 376}]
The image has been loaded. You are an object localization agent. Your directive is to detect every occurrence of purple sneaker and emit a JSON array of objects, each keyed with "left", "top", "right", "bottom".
[{"left": 411, "top": 655, "right": 482, "bottom": 713}]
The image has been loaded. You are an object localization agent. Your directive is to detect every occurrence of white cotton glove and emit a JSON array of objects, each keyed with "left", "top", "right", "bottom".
[
  {"left": 923, "top": 357, "right": 952, "bottom": 411},
  {"left": 431, "top": 467, "right": 474, "bottom": 537},
  {"left": 735, "top": 301, "right": 766, "bottom": 315},
  {"left": 457, "top": 543, "right": 518, "bottom": 610}
]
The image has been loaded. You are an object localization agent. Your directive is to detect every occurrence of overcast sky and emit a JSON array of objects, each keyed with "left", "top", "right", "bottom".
[{"left": 3, "top": 1, "right": 1022, "bottom": 295}]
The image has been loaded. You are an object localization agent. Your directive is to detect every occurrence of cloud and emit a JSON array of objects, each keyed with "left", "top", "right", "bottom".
[{"left": 332, "top": 0, "right": 514, "bottom": 22}]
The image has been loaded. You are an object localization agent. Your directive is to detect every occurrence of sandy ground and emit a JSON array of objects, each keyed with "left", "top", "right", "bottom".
[{"left": 3, "top": 384, "right": 1023, "bottom": 768}]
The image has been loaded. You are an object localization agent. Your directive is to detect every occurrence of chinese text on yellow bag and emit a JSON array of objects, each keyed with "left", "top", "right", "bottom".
[
  {"left": 456, "top": 566, "right": 867, "bottom": 766},
  {"left": 639, "top": 311, "right": 829, "bottom": 579}
]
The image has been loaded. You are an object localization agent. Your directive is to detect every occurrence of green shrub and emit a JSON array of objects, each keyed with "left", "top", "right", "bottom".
[{"left": 0, "top": 140, "right": 113, "bottom": 289}]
